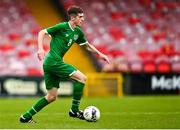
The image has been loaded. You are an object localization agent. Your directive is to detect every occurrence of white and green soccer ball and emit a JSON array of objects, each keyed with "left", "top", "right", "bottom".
[{"left": 83, "top": 106, "right": 100, "bottom": 122}]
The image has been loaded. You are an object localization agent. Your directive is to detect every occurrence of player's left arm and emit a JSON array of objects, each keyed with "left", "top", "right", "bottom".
[
  {"left": 84, "top": 43, "right": 110, "bottom": 64},
  {"left": 76, "top": 28, "right": 110, "bottom": 64}
]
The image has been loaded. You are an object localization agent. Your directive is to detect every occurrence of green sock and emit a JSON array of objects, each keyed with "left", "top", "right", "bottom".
[
  {"left": 23, "top": 97, "right": 49, "bottom": 119},
  {"left": 71, "top": 81, "right": 85, "bottom": 112}
]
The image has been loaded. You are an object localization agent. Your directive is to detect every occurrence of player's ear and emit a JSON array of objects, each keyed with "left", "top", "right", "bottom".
[
  {"left": 69, "top": 15, "right": 73, "bottom": 20},
  {"left": 69, "top": 14, "right": 76, "bottom": 21}
]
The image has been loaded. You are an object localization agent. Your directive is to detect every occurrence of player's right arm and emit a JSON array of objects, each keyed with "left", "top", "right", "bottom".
[
  {"left": 37, "top": 23, "right": 64, "bottom": 61},
  {"left": 37, "top": 29, "right": 47, "bottom": 61}
]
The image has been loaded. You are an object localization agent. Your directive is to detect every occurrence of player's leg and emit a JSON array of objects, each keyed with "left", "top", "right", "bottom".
[
  {"left": 50, "top": 61, "right": 86, "bottom": 119},
  {"left": 20, "top": 87, "right": 58, "bottom": 123},
  {"left": 68, "top": 70, "right": 87, "bottom": 119},
  {"left": 70, "top": 70, "right": 87, "bottom": 84},
  {"left": 20, "top": 72, "right": 60, "bottom": 123},
  {"left": 45, "top": 87, "right": 58, "bottom": 103},
  {"left": 50, "top": 62, "right": 87, "bottom": 110}
]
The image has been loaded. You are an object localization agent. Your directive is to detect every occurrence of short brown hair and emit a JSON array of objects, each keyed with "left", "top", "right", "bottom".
[{"left": 67, "top": 5, "right": 83, "bottom": 19}]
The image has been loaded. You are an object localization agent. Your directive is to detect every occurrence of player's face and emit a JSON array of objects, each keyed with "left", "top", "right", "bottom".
[{"left": 74, "top": 13, "right": 84, "bottom": 26}]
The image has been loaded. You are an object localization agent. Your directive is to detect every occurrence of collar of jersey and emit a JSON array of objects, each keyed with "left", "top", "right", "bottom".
[{"left": 68, "top": 22, "right": 75, "bottom": 31}]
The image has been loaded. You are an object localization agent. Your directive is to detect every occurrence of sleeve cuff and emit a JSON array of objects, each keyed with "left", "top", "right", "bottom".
[
  {"left": 45, "top": 29, "right": 48, "bottom": 34},
  {"left": 79, "top": 41, "right": 88, "bottom": 46}
]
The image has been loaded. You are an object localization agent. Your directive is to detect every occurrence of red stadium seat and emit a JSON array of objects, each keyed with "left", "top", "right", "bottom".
[
  {"left": 150, "top": 11, "right": 163, "bottom": 19},
  {"left": 144, "top": 61, "right": 156, "bottom": 73},
  {"left": 27, "top": 68, "right": 42, "bottom": 76},
  {"left": 109, "top": 26, "right": 126, "bottom": 41},
  {"left": 156, "top": 61, "right": 171, "bottom": 73},
  {"left": 96, "top": 45, "right": 109, "bottom": 55},
  {"left": 0, "top": 43, "right": 15, "bottom": 52},
  {"left": 143, "top": 55, "right": 156, "bottom": 73},
  {"left": 155, "top": 1, "right": 166, "bottom": 10},
  {"left": 8, "top": 33, "right": 21, "bottom": 41},
  {"left": 155, "top": 54, "right": 171, "bottom": 73},
  {"left": 18, "top": 49, "right": 31, "bottom": 58},
  {"left": 152, "top": 31, "right": 166, "bottom": 42},
  {"left": 145, "top": 22, "right": 157, "bottom": 31},
  {"left": 110, "top": 12, "right": 127, "bottom": 21},
  {"left": 166, "top": 2, "right": 178, "bottom": 9},
  {"left": 138, "top": 0, "right": 151, "bottom": 6},
  {"left": 138, "top": 50, "right": 154, "bottom": 59},
  {"left": 108, "top": 49, "right": 124, "bottom": 58},
  {"left": 25, "top": 39, "right": 37, "bottom": 46},
  {"left": 128, "top": 16, "right": 141, "bottom": 25}
]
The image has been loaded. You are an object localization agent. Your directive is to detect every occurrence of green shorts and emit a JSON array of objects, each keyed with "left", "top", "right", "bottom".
[{"left": 43, "top": 56, "right": 77, "bottom": 90}]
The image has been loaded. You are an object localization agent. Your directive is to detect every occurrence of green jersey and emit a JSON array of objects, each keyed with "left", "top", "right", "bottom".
[
  {"left": 45, "top": 22, "right": 88, "bottom": 61},
  {"left": 43, "top": 22, "right": 88, "bottom": 89}
]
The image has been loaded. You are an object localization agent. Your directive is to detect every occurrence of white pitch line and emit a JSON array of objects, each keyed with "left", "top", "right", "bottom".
[
  {"left": 102, "top": 112, "right": 180, "bottom": 115},
  {"left": 2, "top": 112, "right": 180, "bottom": 116}
]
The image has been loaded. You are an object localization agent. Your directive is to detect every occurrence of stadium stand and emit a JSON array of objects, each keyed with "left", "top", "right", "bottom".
[
  {"left": 1, "top": 0, "right": 180, "bottom": 76},
  {"left": 61, "top": 0, "right": 180, "bottom": 73},
  {"left": 0, "top": 0, "right": 42, "bottom": 76}
]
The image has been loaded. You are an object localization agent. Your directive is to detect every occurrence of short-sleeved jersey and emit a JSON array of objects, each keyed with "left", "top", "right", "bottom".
[{"left": 45, "top": 22, "right": 88, "bottom": 60}]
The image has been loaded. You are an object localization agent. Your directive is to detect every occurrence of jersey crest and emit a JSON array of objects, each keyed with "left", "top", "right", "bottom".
[{"left": 74, "top": 35, "right": 79, "bottom": 41}]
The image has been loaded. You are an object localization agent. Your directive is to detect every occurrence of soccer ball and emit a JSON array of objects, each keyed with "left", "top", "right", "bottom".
[{"left": 83, "top": 106, "right": 100, "bottom": 122}]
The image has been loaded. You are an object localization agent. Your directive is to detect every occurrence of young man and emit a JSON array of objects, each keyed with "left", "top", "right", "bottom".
[{"left": 20, "top": 5, "right": 109, "bottom": 123}]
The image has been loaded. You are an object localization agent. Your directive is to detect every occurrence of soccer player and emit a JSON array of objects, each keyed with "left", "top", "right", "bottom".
[{"left": 20, "top": 5, "right": 109, "bottom": 123}]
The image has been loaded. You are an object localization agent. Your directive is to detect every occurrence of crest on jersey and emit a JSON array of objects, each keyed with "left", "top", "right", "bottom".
[{"left": 74, "top": 35, "right": 79, "bottom": 41}]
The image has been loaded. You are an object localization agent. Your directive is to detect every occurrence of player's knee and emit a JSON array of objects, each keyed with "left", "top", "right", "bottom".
[
  {"left": 80, "top": 75, "right": 87, "bottom": 84},
  {"left": 45, "top": 94, "right": 57, "bottom": 103},
  {"left": 48, "top": 96, "right": 57, "bottom": 102}
]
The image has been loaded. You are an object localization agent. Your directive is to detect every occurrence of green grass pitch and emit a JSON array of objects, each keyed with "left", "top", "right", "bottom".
[{"left": 0, "top": 96, "right": 180, "bottom": 129}]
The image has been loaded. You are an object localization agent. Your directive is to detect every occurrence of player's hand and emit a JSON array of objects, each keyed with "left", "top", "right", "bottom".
[
  {"left": 99, "top": 53, "right": 110, "bottom": 64},
  {"left": 37, "top": 49, "right": 45, "bottom": 61}
]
